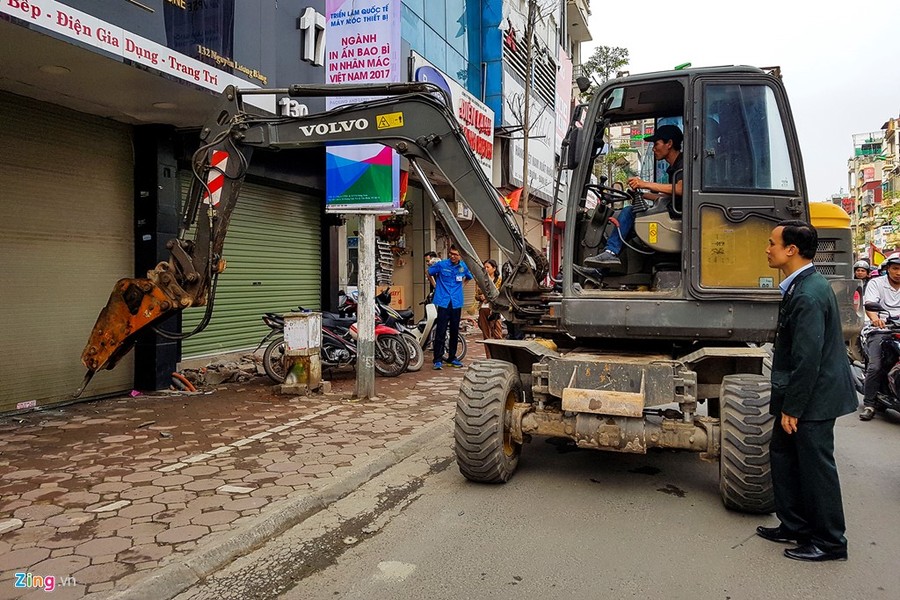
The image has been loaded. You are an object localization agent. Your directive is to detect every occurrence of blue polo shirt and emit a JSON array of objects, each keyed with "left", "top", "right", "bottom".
[{"left": 428, "top": 258, "right": 473, "bottom": 309}]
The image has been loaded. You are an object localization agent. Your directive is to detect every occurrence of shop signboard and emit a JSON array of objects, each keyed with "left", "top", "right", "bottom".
[
  {"left": 0, "top": 0, "right": 331, "bottom": 113},
  {"left": 411, "top": 52, "right": 494, "bottom": 179}
]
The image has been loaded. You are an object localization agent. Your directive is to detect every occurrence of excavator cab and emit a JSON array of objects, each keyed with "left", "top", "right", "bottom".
[{"left": 560, "top": 66, "right": 815, "bottom": 340}]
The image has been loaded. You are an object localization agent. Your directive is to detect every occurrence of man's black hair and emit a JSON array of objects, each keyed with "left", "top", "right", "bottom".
[
  {"left": 778, "top": 219, "right": 817, "bottom": 259},
  {"left": 424, "top": 251, "right": 437, "bottom": 259}
]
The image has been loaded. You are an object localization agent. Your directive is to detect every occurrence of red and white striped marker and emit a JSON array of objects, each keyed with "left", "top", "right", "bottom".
[{"left": 203, "top": 150, "right": 229, "bottom": 206}]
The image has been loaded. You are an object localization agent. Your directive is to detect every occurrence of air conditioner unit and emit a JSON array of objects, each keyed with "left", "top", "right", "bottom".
[{"left": 456, "top": 201, "right": 473, "bottom": 220}]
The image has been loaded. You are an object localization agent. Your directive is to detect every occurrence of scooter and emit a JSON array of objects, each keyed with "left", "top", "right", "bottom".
[
  {"left": 852, "top": 302, "right": 900, "bottom": 418},
  {"left": 257, "top": 308, "right": 409, "bottom": 383},
  {"left": 349, "top": 289, "right": 425, "bottom": 372}
]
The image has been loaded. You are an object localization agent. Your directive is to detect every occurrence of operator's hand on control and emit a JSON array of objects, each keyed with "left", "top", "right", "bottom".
[
  {"left": 781, "top": 412, "right": 798, "bottom": 435},
  {"left": 627, "top": 176, "right": 646, "bottom": 191}
]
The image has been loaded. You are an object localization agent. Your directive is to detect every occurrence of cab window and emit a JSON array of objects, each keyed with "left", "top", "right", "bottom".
[{"left": 702, "top": 84, "right": 794, "bottom": 192}]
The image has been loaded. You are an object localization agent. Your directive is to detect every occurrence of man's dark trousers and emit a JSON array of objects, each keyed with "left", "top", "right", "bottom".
[
  {"left": 433, "top": 305, "right": 461, "bottom": 362},
  {"left": 863, "top": 331, "right": 891, "bottom": 408},
  {"left": 770, "top": 419, "right": 847, "bottom": 552}
]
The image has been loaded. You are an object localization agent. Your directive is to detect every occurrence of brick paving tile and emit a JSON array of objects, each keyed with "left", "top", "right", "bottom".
[
  {"left": 156, "top": 525, "right": 209, "bottom": 544},
  {"left": 183, "top": 479, "right": 226, "bottom": 492},
  {"left": 117, "top": 503, "right": 165, "bottom": 520},
  {"left": 0, "top": 341, "right": 481, "bottom": 597},
  {"left": 191, "top": 510, "right": 239, "bottom": 527},
  {"left": 0, "top": 547, "right": 51, "bottom": 571},
  {"left": 74, "top": 536, "right": 132, "bottom": 558},
  {"left": 73, "top": 561, "right": 131, "bottom": 585}
]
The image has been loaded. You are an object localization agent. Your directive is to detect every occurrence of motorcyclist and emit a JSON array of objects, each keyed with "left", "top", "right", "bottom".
[
  {"left": 854, "top": 260, "right": 870, "bottom": 291},
  {"left": 860, "top": 252, "right": 900, "bottom": 420}
]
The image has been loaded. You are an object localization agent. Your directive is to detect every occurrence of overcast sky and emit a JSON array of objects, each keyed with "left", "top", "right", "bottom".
[{"left": 584, "top": 0, "right": 899, "bottom": 202}]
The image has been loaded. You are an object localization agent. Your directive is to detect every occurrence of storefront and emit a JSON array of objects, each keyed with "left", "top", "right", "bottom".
[
  {"left": 0, "top": 1, "right": 330, "bottom": 411},
  {"left": 0, "top": 92, "right": 136, "bottom": 413}
]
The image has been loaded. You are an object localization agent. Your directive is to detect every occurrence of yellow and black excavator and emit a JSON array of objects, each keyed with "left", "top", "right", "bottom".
[{"left": 79, "top": 68, "right": 860, "bottom": 513}]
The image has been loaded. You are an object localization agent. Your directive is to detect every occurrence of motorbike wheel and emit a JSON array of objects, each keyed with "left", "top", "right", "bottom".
[
  {"left": 262, "top": 337, "right": 286, "bottom": 383},
  {"left": 444, "top": 330, "right": 467, "bottom": 361},
  {"left": 401, "top": 332, "right": 424, "bottom": 372},
  {"left": 374, "top": 333, "right": 409, "bottom": 377},
  {"left": 425, "top": 330, "right": 469, "bottom": 362}
]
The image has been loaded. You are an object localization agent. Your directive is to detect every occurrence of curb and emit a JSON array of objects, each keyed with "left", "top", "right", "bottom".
[{"left": 105, "top": 414, "right": 454, "bottom": 600}]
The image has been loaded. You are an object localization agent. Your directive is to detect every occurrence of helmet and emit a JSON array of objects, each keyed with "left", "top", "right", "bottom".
[
  {"left": 882, "top": 253, "right": 900, "bottom": 267},
  {"left": 854, "top": 260, "right": 869, "bottom": 270}
]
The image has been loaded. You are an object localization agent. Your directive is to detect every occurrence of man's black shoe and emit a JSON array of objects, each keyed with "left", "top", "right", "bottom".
[
  {"left": 859, "top": 406, "right": 875, "bottom": 421},
  {"left": 784, "top": 544, "right": 848, "bottom": 562},
  {"left": 572, "top": 264, "right": 603, "bottom": 285},
  {"left": 756, "top": 525, "right": 806, "bottom": 544}
]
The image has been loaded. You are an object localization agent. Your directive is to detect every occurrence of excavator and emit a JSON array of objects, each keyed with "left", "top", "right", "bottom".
[{"left": 78, "top": 66, "right": 860, "bottom": 513}]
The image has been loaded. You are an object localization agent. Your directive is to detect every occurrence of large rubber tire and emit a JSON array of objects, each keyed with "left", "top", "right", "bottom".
[
  {"left": 262, "top": 337, "right": 286, "bottom": 384},
  {"left": 455, "top": 360, "right": 522, "bottom": 483},
  {"left": 402, "top": 332, "right": 424, "bottom": 372},
  {"left": 374, "top": 333, "right": 409, "bottom": 377},
  {"left": 719, "top": 374, "right": 775, "bottom": 514}
]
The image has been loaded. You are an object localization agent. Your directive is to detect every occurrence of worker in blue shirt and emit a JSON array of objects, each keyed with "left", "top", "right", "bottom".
[{"left": 428, "top": 246, "right": 473, "bottom": 369}]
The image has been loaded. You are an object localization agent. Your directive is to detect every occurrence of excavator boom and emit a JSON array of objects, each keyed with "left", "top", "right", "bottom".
[{"left": 78, "top": 83, "right": 548, "bottom": 393}]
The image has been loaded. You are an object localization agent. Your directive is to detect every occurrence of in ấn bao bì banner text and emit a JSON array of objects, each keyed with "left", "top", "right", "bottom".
[
  {"left": 324, "top": 0, "right": 401, "bottom": 213},
  {"left": 411, "top": 52, "right": 494, "bottom": 180}
]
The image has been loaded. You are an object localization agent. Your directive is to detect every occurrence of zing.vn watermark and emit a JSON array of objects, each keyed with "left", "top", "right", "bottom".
[{"left": 14, "top": 572, "right": 76, "bottom": 592}]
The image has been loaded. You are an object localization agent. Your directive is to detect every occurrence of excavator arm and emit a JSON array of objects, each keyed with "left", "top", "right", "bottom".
[{"left": 78, "top": 83, "right": 548, "bottom": 394}]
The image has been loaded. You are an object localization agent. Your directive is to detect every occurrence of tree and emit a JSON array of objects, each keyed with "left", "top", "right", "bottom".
[
  {"left": 507, "top": 0, "right": 557, "bottom": 218},
  {"left": 582, "top": 45, "right": 630, "bottom": 92}
]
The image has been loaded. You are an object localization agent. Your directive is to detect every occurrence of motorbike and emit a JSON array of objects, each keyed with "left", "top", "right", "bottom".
[
  {"left": 342, "top": 290, "right": 425, "bottom": 372},
  {"left": 372, "top": 287, "right": 467, "bottom": 365},
  {"left": 256, "top": 307, "right": 409, "bottom": 383},
  {"left": 851, "top": 301, "right": 900, "bottom": 417}
]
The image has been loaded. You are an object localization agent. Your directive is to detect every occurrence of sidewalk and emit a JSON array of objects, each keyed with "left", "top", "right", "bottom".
[{"left": 0, "top": 340, "right": 484, "bottom": 600}]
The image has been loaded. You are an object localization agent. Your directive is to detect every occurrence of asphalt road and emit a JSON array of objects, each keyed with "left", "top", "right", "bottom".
[{"left": 181, "top": 410, "right": 900, "bottom": 600}]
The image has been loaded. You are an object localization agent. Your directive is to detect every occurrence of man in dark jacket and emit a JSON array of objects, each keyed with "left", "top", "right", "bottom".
[{"left": 757, "top": 220, "right": 856, "bottom": 562}]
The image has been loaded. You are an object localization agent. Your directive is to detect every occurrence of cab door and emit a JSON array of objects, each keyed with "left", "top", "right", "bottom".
[{"left": 687, "top": 74, "right": 808, "bottom": 298}]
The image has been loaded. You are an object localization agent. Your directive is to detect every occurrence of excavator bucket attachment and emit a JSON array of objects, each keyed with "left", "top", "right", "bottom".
[{"left": 80, "top": 277, "right": 177, "bottom": 376}]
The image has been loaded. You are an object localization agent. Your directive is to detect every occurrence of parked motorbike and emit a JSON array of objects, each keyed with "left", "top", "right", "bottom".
[
  {"left": 256, "top": 308, "right": 409, "bottom": 384},
  {"left": 344, "top": 289, "right": 425, "bottom": 372},
  {"left": 852, "top": 302, "right": 900, "bottom": 418}
]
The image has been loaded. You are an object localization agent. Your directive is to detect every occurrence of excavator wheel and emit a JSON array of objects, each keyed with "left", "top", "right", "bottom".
[
  {"left": 719, "top": 374, "right": 775, "bottom": 514},
  {"left": 454, "top": 360, "right": 522, "bottom": 483}
]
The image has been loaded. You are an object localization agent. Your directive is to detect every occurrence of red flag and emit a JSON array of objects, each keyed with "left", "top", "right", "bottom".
[
  {"left": 504, "top": 187, "right": 523, "bottom": 212},
  {"left": 871, "top": 243, "right": 886, "bottom": 266},
  {"left": 399, "top": 170, "right": 409, "bottom": 205}
]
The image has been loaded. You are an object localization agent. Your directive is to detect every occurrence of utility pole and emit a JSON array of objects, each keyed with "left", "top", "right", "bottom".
[{"left": 355, "top": 214, "right": 376, "bottom": 399}]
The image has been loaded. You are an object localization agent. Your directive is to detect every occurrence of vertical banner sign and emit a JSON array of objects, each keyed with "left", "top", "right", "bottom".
[{"left": 325, "top": 0, "right": 401, "bottom": 213}]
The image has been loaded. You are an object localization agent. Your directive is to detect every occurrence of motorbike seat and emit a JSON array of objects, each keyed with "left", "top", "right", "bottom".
[
  {"left": 322, "top": 314, "right": 356, "bottom": 329},
  {"left": 397, "top": 309, "right": 414, "bottom": 322}
]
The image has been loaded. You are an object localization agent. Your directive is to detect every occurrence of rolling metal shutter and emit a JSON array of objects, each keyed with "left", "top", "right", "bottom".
[
  {"left": 180, "top": 178, "right": 322, "bottom": 359},
  {"left": 0, "top": 92, "right": 134, "bottom": 413}
]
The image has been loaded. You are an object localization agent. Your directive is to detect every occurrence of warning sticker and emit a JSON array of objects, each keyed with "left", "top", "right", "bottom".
[
  {"left": 649, "top": 222, "right": 658, "bottom": 244},
  {"left": 376, "top": 112, "right": 404, "bottom": 130}
]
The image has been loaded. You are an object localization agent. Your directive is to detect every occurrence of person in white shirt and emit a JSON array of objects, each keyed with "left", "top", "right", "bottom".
[{"left": 860, "top": 253, "right": 900, "bottom": 420}]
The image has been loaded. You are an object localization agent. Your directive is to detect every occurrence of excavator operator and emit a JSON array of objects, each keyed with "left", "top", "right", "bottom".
[{"left": 583, "top": 124, "right": 683, "bottom": 268}]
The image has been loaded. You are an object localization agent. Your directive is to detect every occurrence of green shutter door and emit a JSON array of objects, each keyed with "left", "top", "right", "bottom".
[
  {"left": 180, "top": 178, "right": 322, "bottom": 359},
  {"left": 0, "top": 92, "right": 134, "bottom": 413}
]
